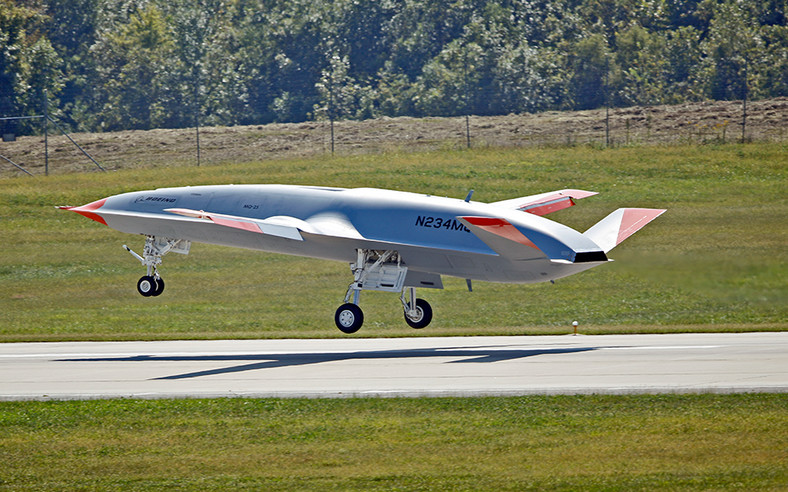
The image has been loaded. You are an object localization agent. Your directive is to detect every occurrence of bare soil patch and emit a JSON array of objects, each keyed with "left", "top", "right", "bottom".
[{"left": 1, "top": 98, "right": 785, "bottom": 177}]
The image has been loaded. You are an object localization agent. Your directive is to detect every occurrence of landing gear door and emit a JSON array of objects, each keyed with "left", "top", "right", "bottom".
[{"left": 169, "top": 238, "right": 191, "bottom": 255}]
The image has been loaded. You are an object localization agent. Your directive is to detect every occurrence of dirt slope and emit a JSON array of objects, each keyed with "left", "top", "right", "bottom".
[{"left": 1, "top": 98, "right": 785, "bottom": 177}]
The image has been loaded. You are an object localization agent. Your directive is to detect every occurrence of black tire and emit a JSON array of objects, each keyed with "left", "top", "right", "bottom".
[
  {"left": 335, "top": 303, "right": 364, "bottom": 334},
  {"left": 137, "top": 276, "right": 156, "bottom": 297},
  {"left": 404, "top": 298, "right": 433, "bottom": 329},
  {"left": 151, "top": 277, "right": 165, "bottom": 296}
]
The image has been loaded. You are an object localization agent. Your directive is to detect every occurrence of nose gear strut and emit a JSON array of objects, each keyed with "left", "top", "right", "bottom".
[{"left": 124, "top": 236, "right": 190, "bottom": 297}]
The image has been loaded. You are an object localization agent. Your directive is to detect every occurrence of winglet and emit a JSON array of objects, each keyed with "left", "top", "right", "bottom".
[{"left": 583, "top": 208, "right": 666, "bottom": 253}]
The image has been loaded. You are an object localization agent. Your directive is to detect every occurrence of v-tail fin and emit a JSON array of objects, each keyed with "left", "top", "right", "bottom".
[{"left": 583, "top": 208, "right": 666, "bottom": 253}]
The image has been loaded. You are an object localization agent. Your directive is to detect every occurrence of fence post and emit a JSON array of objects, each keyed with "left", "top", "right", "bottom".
[
  {"left": 741, "top": 63, "right": 748, "bottom": 143},
  {"left": 44, "top": 90, "right": 49, "bottom": 175},
  {"left": 604, "top": 56, "right": 610, "bottom": 147}
]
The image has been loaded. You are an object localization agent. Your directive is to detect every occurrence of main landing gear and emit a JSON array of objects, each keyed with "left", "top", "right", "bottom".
[
  {"left": 334, "top": 249, "right": 433, "bottom": 334},
  {"left": 124, "top": 236, "right": 190, "bottom": 297}
]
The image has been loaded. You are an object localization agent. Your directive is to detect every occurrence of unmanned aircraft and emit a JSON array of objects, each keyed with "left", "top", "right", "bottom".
[{"left": 60, "top": 185, "right": 665, "bottom": 333}]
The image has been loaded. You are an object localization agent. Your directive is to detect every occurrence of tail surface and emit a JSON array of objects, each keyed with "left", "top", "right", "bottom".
[{"left": 583, "top": 208, "right": 666, "bottom": 253}]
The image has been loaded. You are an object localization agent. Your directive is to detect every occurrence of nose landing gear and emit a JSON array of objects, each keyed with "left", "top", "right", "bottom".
[{"left": 124, "top": 236, "right": 190, "bottom": 298}]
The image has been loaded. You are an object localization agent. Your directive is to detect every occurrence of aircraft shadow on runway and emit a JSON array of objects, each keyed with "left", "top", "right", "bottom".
[{"left": 58, "top": 345, "right": 601, "bottom": 381}]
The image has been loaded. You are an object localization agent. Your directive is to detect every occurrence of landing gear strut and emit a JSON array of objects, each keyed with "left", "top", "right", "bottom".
[
  {"left": 124, "top": 236, "right": 190, "bottom": 297},
  {"left": 333, "top": 249, "right": 433, "bottom": 333},
  {"left": 401, "top": 287, "right": 432, "bottom": 329}
]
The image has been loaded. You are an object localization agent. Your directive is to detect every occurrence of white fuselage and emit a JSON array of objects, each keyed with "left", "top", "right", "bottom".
[{"left": 83, "top": 184, "right": 607, "bottom": 284}]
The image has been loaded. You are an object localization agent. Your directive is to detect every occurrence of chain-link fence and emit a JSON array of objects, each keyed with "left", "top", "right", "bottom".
[{"left": 2, "top": 98, "right": 785, "bottom": 177}]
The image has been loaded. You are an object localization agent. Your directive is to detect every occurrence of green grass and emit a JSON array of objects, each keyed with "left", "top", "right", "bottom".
[
  {"left": 1, "top": 395, "right": 786, "bottom": 490},
  {"left": 1, "top": 144, "right": 786, "bottom": 491},
  {"left": 1, "top": 143, "right": 786, "bottom": 340}
]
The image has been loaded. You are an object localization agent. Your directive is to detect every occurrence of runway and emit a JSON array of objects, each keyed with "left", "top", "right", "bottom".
[{"left": 0, "top": 332, "right": 786, "bottom": 400}]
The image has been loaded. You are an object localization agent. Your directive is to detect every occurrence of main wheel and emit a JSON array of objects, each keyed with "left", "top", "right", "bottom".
[
  {"left": 404, "top": 298, "right": 433, "bottom": 329},
  {"left": 136, "top": 276, "right": 156, "bottom": 297},
  {"left": 151, "top": 277, "right": 165, "bottom": 297},
  {"left": 335, "top": 303, "right": 364, "bottom": 334}
]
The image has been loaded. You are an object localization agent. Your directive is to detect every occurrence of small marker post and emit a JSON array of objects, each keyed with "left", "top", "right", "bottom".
[{"left": 572, "top": 321, "right": 579, "bottom": 336}]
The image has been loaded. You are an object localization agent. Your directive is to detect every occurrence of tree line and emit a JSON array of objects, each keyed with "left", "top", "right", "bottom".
[{"left": 1, "top": 0, "right": 786, "bottom": 135}]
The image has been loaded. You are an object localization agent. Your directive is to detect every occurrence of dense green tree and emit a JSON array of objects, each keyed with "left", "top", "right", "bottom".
[
  {"left": 43, "top": 0, "right": 99, "bottom": 130},
  {"left": 91, "top": 5, "right": 174, "bottom": 129},
  {"left": 700, "top": 0, "right": 760, "bottom": 101},
  {"left": 614, "top": 25, "right": 668, "bottom": 106},
  {"left": 758, "top": 23, "right": 788, "bottom": 98},
  {"left": 566, "top": 34, "right": 612, "bottom": 110},
  {"left": 0, "top": 1, "right": 61, "bottom": 133},
  {"left": 663, "top": 26, "right": 704, "bottom": 102},
  {"left": 1, "top": 0, "right": 786, "bottom": 134},
  {"left": 314, "top": 52, "right": 372, "bottom": 120}
]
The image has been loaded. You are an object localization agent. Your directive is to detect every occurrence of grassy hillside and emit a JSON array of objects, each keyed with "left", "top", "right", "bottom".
[
  {"left": 1, "top": 143, "right": 785, "bottom": 341},
  {"left": 2, "top": 98, "right": 786, "bottom": 178}
]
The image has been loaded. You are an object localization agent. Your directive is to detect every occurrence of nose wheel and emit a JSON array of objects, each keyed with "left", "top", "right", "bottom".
[{"left": 137, "top": 275, "right": 165, "bottom": 297}]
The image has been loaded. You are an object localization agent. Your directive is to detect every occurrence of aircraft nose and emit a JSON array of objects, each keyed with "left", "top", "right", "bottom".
[{"left": 58, "top": 198, "right": 108, "bottom": 226}]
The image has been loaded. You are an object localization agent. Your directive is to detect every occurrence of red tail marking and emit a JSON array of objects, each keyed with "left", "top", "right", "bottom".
[
  {"left": 463, "top": 217, "right": 541, "bottom": 250},
  {"left": 522, "top": 197, "right": 575, "bottom": 216},
  {"left": 516, "top": 190, "right": 598, "bottom": 215},
  {"left": 617, "top": 209, "right": 666, "bottom": 246}
]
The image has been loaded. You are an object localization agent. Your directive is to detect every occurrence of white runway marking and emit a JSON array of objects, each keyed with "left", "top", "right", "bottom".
[{"left": 0, "top": 333, "right": 785, "bottom": 400}]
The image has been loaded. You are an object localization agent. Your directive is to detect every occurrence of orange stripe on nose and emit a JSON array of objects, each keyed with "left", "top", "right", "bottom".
[{"left": 62, "top": 198, "right": 108, "bottom": 226}]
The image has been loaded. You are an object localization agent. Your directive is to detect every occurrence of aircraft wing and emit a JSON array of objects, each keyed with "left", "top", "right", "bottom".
[
  {"left": 165, "top": 208, "right": 368, "bottom": 242},
  {"left": 162, "top": 208, "right": 303, "bottom": 240},
  {"left": 490, "top": 189, "right": 598, "bottom": 216}
]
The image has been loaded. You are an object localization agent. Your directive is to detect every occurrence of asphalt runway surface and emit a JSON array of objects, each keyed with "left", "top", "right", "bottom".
[{"left": 1, "top": 332, "right": 786, "bottom": 401}]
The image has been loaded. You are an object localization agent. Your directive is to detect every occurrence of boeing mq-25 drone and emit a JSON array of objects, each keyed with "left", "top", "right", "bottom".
[{"left": 60, "top": 185, "right": 665, "bottom": 333}]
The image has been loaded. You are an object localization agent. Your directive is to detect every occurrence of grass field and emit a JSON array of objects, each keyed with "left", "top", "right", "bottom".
[
  {"left": 1, "top": 142, "right": 786, "bottom": 340},
  {"left": 1, "top": 141, "right": 786, "bottom": 490},
  {"left": 1, "top": 395, "right": 787, "bottom": 490}
]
